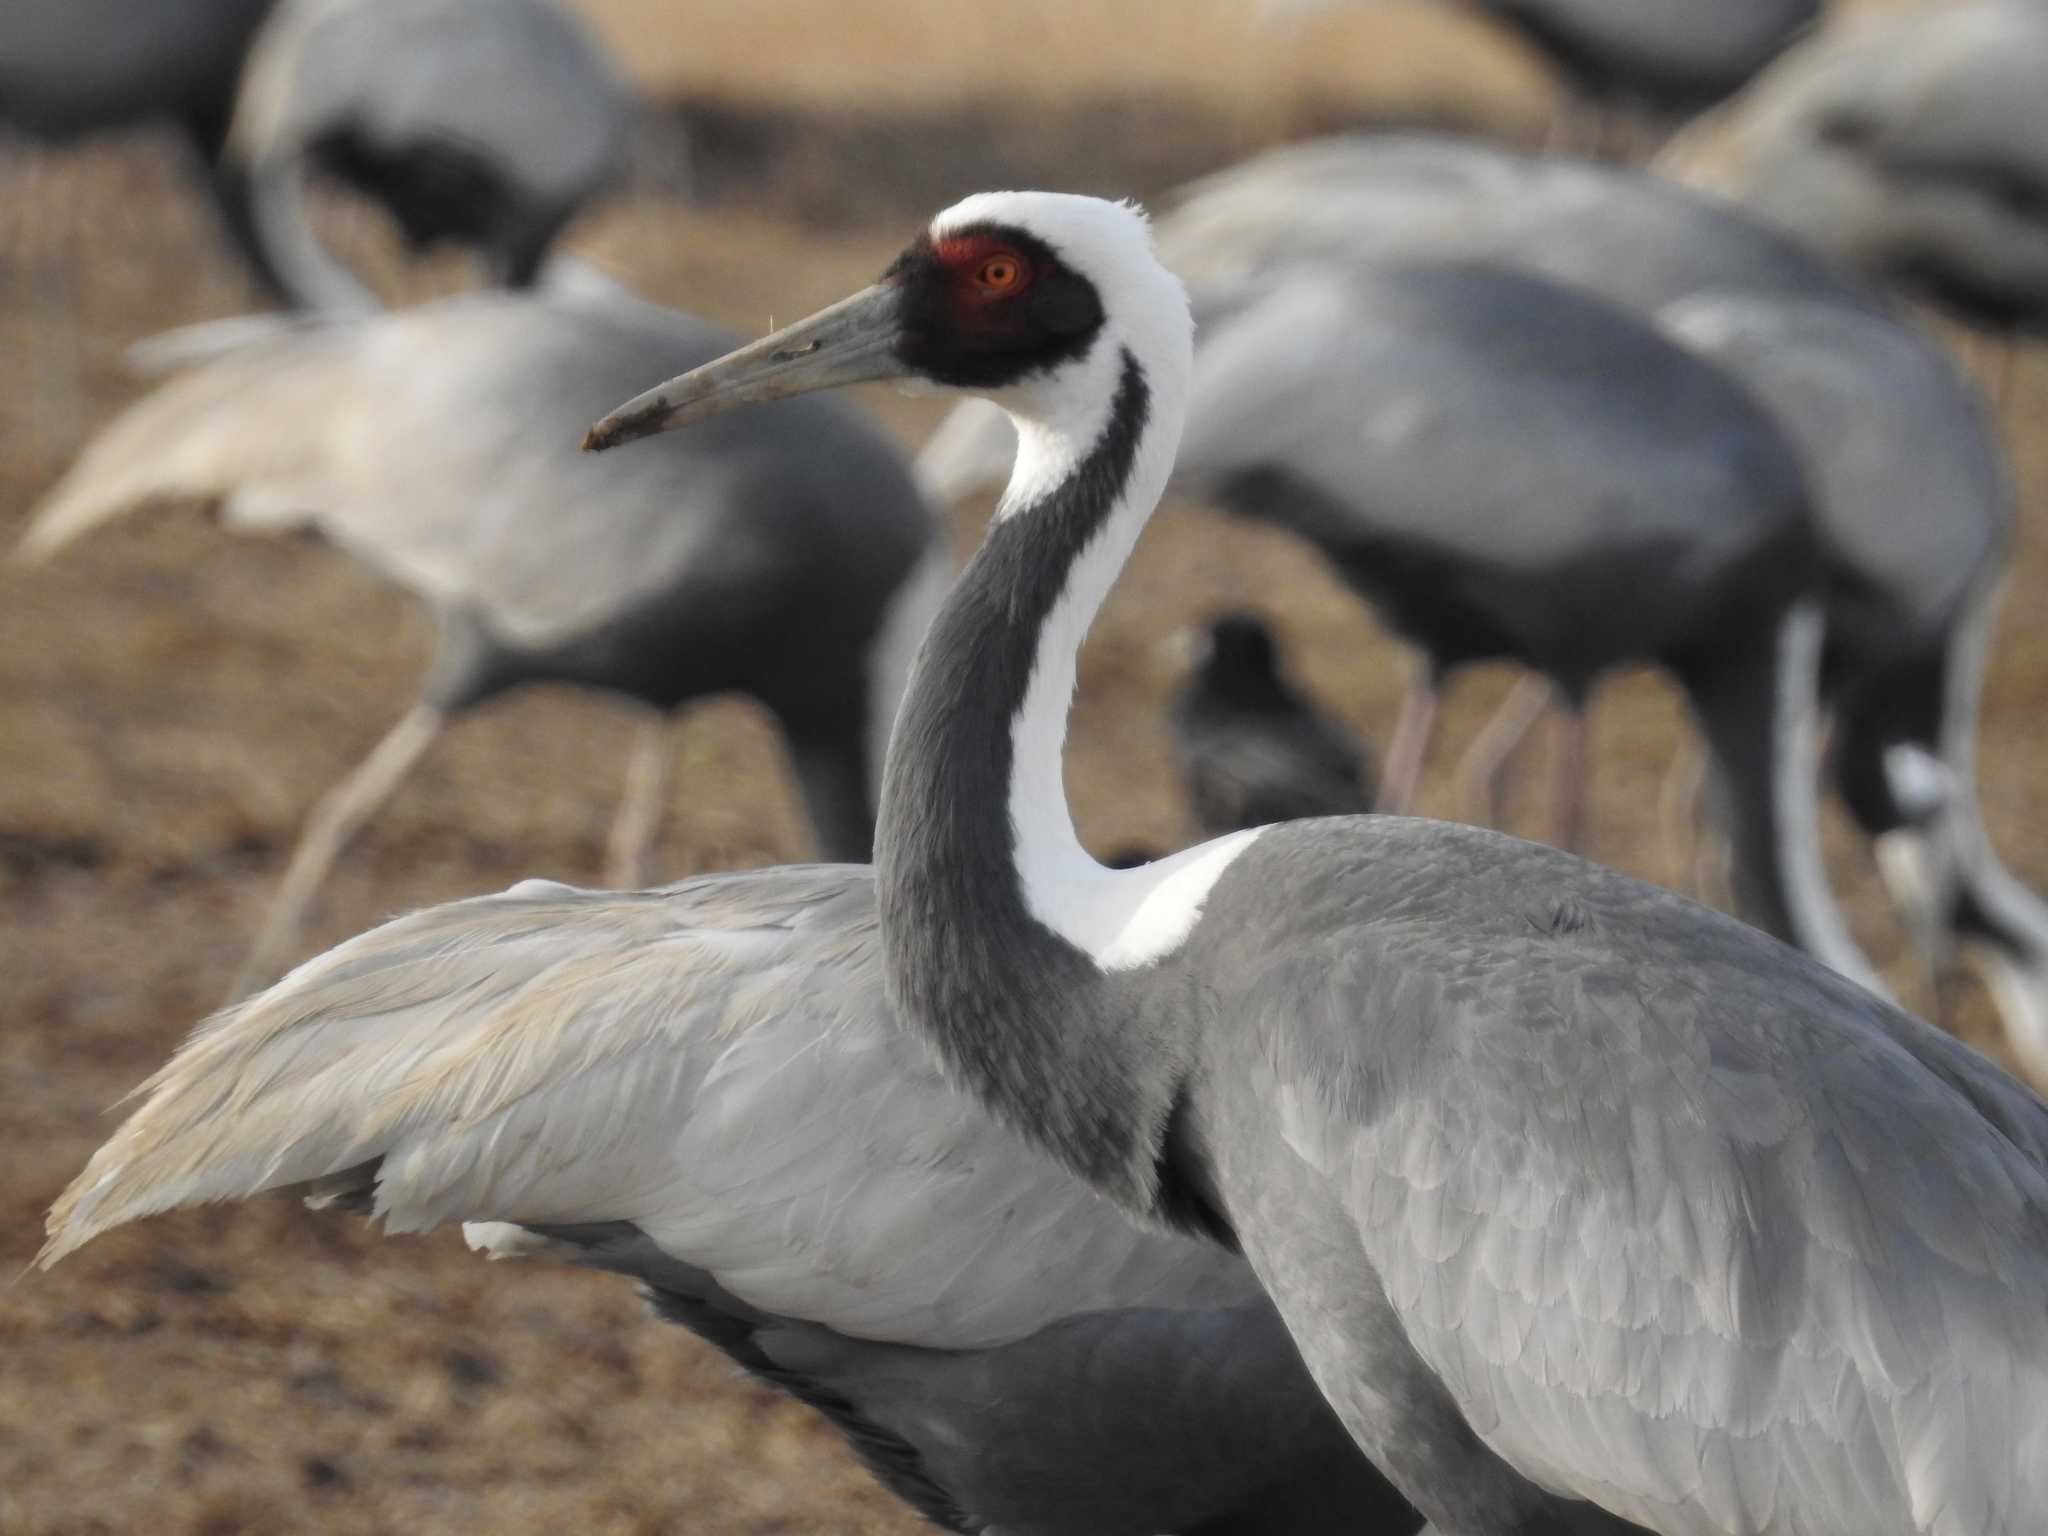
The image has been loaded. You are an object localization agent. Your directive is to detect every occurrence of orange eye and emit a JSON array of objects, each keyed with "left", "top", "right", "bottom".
[{"left": 976, "top": 254, "right": 1026, "bottom": 292}]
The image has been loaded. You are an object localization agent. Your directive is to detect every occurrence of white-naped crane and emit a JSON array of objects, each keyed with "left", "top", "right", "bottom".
[
  {"left": 41, "top": 865, "right": 1423, "bottom": 1536},
  {"left": 1170, "top": 610, "right": 1376, "bottom": 842},
  {"left": 918, "top": 133, "right": 2048, "bottom": 1066},
  {"left": 1661, "top": 0, "right": 2048, "bottom": 355},
  {"left": 578, "top": 189, "right": 2048, "bottom": 1536},
  {"left": 222, "top": 0, "right": 637, "bottom": 314},
  {"left": 19, "top": 266, "right": 945, "bottom": 999}
]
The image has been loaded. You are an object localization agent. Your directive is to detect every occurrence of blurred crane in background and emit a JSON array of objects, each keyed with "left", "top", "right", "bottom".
[
  {"left": 224, "top": 0, "right": 639, "bottom": 313},
  {"left": 19, "top": 268, "right": 945, "bottom": 999},
  {"left": 1663, "top": 0, "right": 2048, "bottom": 380}
]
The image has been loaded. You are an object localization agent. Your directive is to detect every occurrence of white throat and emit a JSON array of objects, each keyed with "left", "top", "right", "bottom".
[{"left": 995, "top": 328, "right": 1261, "bottom": 973}]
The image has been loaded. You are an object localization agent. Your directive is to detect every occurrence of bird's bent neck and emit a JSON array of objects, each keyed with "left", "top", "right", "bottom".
[{"left": 875, "top": 326, "right": 1217, "bottom": 1210}]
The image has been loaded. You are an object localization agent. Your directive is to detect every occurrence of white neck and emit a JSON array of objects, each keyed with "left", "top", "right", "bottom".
[{"left": 997, "top": 327, "right": 1262, "bottom": 972}]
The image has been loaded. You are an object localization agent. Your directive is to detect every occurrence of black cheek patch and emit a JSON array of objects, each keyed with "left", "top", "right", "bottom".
[
  {"left": 1028, "top": 271, "right": 1103, "bottom": 339},
  {"left": 884, "top": 223, "right": 1106, "bottom": 390}
]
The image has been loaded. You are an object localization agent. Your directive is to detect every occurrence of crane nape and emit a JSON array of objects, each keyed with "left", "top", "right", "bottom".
[
  {"left": 19, "top": 266, "right": 945, "bottom": 1000},
  {"left": 222, "top": 0, "right": 638, "bottom": 315},
  {"left": 41, "top": 863, "right": 1423, "bottom": 1536},
  {"left": 583, "top": 190, "right": 2048, "bottom": 1536}
]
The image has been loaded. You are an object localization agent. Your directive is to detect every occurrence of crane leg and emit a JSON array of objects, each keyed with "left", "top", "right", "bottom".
[
  {"left": 1452, "top": 674, "right": 1553, "bottom": 831},
  {"left": 229, "top": 705, "right": 445, "bottom": 1003},
  {"left": 605, "top": 712, "right": 677, "bottom": 889},
  {"left": 1375, "top": 663, "right": 1440, "bottom": 817},
  {"left": 1549, "top": 703, "right": 1589, "bottom": 853}
]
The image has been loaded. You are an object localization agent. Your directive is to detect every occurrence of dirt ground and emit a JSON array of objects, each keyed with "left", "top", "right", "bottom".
[{"left": 3, "top": 3, "right": 2046, "bottom": 1533}]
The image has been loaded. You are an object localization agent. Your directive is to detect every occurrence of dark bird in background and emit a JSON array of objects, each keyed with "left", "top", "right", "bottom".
[{"left": 1171, "top": 610, "right": 1376, "bottom": 841}]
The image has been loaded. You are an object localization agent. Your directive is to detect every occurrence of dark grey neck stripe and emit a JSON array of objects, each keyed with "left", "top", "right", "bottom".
[{"left": 875, "top": 348, "right": 1166, "bottom": 1198}]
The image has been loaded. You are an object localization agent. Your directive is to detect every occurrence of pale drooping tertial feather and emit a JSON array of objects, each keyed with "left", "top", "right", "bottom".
[{"left": 42, "top": 865, "right": 1257, "bottom": 1351}]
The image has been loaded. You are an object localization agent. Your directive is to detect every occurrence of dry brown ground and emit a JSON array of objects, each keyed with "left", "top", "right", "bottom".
[{"left": 3, "top": 3, "right": 2046, "bottom": 1533}]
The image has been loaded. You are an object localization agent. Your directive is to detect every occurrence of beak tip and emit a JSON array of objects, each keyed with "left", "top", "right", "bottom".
[{"left": 581, "top": 411, "right": 644, "bottom": 453}]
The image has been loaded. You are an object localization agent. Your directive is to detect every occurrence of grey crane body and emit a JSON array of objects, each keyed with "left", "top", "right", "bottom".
[
  {"left": 583, "top": 191, "right": 2048, "bottom": 1534},
  {"left": 1179, "top": 262, "right": 1811, "bottom": 701},
  {"left": 23, "top": 272, "right": 939, "bottom": 988},
  {"left": 226, "top": 0, "right": 634, "bottom": 311},
  {"left": 1171, "top": 612, "right": 1376, "bottom": 841},
  {"left": 1169, "top": 259, "right": 1852, "bottom": 979},
  {"left": 43, "top": 862, "right": 1422, "bottom": 1536},
  {"left": 1665, "top": 1, "right": 2048, "bottom": 334}
]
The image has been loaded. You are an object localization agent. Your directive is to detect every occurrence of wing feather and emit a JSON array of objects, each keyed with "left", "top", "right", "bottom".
[
  {"left": 46, "top": 866, "right": 1254, "bottom": 1349},
  {"left": 1247, "top": 819, "right": 2048, "bottom": 1533}
]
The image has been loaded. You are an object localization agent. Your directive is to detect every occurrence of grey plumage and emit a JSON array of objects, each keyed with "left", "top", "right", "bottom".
[
  {"left": 1170, "top": 611, "right": 1376, "bottom": 840},
  {"left": 20, "top": 268, "right": 941, "bottom": 990},
  {"left": 1664, "top": 0, "right": 2048, "bottom": 333},
  {"left": 224, "top": 0, "right": 636, "bottom": 312},
  {"left": 41, "top": 864, "right": 1421, "bottom": 1536}
]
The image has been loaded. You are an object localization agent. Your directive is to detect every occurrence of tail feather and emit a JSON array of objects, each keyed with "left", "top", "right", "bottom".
[{"left": 16, "top": 326, "right": 352, "bottom": 564}]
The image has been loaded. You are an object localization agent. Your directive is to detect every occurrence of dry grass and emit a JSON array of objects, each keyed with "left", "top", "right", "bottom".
[{"left": 3, "top": 2, "right": 2047, "bottom": 1531}]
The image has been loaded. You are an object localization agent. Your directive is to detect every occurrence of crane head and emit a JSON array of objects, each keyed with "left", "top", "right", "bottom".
[{"left": 583, "top": 191, "right": 1188, "bottom": 452}]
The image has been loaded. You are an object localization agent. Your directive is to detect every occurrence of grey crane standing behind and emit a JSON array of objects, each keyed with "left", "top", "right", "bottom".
[
  {"left": 581, "top": 186, "right": 2048, "bottom": 1536},
  {"left": 42, "top": 865, "right": 1424, "bottom": 1536},
  {"left": 1162, "top": 259, "right": 1876, "bottom": 994},
  {"left": 1663, "top": 0, "right": 2048, "bottom": 358},
  {"left": 20, "top": 267, "right": 946, "bottom": 999},
  {"left": 223, "top": 0, "right": 637, "bottom": 314}
]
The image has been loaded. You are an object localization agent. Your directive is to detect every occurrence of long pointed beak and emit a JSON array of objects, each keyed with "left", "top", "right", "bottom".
[{"left": 583, "top": 284, "right": 909, "bottom": 452}]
